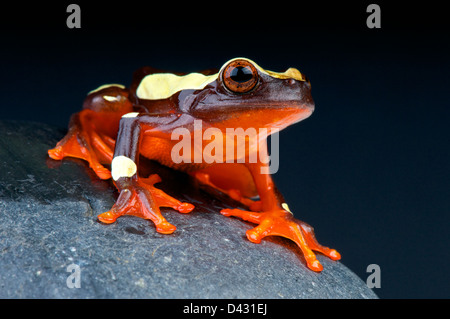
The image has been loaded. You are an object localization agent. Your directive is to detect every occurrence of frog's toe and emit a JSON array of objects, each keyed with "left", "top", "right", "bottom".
[
  {"left": 155, "top": 220, "right": 177, "bottom": 234},
  {"left": 48, "top": 146, "right": 64, "bottom": 160},
  {"left": 141, "top": 177, "right": 195, "bottom": 214},
  {"left": 245, "top": 228, "right": 263, "bottom": 244},
  {"left": 98, "top": 211, "right": 119, "bottom": 224},
  {"left": 177, "top": 202, "right": 195, "bottom": 214},
  {"left": 91, "top": 164, "right": 112, "bottom": 180},
  {"left": 297, "top": 220, "right": 341, "bottom": 261}
]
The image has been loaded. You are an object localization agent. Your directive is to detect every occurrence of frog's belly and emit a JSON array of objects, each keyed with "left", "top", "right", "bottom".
[
  {"left": 139, "top": 136, "right": 257, "bottom": 197},
  {"left": 139, "top": 136, "right": 211, "bottom": 171}
]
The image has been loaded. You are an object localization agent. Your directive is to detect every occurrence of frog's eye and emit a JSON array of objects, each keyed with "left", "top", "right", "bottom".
[{"left": 222, "top": 59, "right": 259, "bottom": 94}]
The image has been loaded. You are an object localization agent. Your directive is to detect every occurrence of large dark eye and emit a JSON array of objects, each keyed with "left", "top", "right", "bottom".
[{"left": 222, "top": 59, "right": 258, "bottom": 93}]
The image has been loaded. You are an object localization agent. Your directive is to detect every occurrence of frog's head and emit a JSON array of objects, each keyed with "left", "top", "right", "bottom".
[
  {"left": 188, "top": 58, "right": 314, "bottom": 131},
  {"left": 136, "top": 58, "right": 314, "bottom": 132}
]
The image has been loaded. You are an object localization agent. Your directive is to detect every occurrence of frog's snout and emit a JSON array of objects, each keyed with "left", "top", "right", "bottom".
[{"left": 281, "top": 75, "right": 314, "bottom": 114}]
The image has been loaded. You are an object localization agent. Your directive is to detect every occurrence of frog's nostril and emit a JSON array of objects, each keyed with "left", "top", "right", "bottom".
[{"left": 286, "top": 78, "right": 297, "bottom": 86}]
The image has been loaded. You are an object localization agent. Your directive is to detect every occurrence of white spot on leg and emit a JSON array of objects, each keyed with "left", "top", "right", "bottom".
[
  {"left": 111, "top": 156, "right": 137, "bottom": 181},
  {"left": 122, "top": 112, "right": 140, "bottom": 118}
]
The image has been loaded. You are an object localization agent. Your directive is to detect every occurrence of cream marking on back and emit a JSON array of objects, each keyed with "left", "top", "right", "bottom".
[
  {"left": 103, "top": 95, "right": 119, "bottom": 102},
  {"left": 282, "top": 202, "right": 293, "bottom": 215},
  {"left": 88, "top": 83, "right": 125, "bottom": 95},
  {"left": 137, "top": 72, "right": 217, "bottom": 100},
  {"left": 111, "top": 156, "right": 137, "bottom": 181},
  {"left": 136, "top": 58, "right": 306, "bottom": 101}
]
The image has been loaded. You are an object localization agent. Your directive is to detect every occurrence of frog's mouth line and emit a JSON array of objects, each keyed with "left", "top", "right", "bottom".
[
  {"left": 189, "top": 103, "right": 313, "bottom": 139},
  {"left": 244, "top": 101, "right": 314, "bottom": 111}
]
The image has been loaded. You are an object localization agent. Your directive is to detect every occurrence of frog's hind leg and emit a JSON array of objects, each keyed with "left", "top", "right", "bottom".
[
  {"left": 48, "top": 85, "right": 133, "bottom": 180},
  {"left": 48, "top": 110, "right": 115, "bottom": 179},
  {"left": 192, "top": 163, "right": 262, "bottom": 211}
]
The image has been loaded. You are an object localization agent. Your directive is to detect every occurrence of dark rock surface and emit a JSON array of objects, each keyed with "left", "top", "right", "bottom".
[{"left": 0, "top": 120, "right": 377, "bottom": 299}]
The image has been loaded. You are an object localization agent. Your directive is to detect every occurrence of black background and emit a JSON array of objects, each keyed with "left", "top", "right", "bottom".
[{"left": 1, "top": 1, "right": 449, "bottom": 298}]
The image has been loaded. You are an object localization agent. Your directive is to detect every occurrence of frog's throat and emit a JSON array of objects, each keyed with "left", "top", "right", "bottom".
[{"left": 136, "top": 58, "right": 306, "bottom": 101}]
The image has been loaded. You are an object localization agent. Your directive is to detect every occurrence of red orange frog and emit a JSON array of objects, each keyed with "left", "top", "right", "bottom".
[{"left": 48, "top": 58, "right": 340, "bottom": 271}]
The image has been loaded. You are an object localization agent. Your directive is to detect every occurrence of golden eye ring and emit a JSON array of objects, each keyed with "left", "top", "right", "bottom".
[{"left": 222, "top": 59, "right": 259, "bottom": 94}]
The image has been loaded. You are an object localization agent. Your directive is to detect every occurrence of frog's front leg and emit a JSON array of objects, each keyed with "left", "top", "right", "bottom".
[
  {"left": 97, "top": 114, "right": 194, "bottom": 234},
  {"left": 220, "top": 145, "right": 340, "bottom": 272}
]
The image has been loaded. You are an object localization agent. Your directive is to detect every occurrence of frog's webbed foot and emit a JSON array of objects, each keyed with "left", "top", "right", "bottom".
[
  {"left": 220, "top": 208, "right": 340, "bottom": 272},
  {"left": 98, "top": 175, "right": 194, "bottom": 234},
  {"left": 140, "top": 174, "right": 195, "bottom": 214},
  {"left": 48, "top": 110, "right": 115, "bottom": 180}
]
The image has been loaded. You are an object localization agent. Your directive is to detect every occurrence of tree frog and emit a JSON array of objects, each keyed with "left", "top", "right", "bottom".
[{"left": 48, "top": 58, "right": 340, "bottom": 272}]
